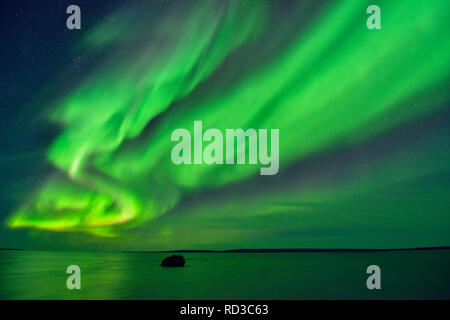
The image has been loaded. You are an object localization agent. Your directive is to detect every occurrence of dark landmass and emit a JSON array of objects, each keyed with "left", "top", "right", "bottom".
[
  {"left": 0, "top": 248, "right": 24, "bottom": 251},
  {"left": 123, "top": 246, "right": 450, "bottom": 254},
  {"left": 161, "top": 254, "right": 185, "bottom": 267}
]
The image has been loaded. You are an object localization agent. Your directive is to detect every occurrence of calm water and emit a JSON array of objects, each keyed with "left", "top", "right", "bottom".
[{"left": 0, "top": 249, "right": 449, "bottom": 299}]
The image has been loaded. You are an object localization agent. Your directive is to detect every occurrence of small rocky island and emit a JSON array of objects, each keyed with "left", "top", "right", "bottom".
[{"left": 161, "top": 254, "right": 185, "bottom": 267}]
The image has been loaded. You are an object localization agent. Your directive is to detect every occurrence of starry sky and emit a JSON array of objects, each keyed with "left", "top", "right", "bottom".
[{"left": 0, "top": 0, "right": 449, "bottom": 251}]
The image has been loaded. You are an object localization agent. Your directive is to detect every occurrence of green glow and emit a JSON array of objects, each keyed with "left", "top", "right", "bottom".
[{"left": 7, "top": 0, "right": 450, "bottom": 249}]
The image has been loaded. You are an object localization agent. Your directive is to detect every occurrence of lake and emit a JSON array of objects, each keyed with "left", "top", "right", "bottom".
[{"left": 0, "top": 249, "right": 449, "bottom": 299}]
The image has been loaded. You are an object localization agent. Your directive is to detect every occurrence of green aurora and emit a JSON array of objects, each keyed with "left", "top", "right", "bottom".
[{"left": 4, "top": 0, "right": 450, "bottom": 250}]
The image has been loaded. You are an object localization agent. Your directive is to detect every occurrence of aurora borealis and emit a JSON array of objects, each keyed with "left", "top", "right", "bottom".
[{"left": 1, "top": 0, "right": 449, "bottom": 250}]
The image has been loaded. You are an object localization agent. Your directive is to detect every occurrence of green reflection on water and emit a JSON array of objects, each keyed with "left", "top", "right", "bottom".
[{"left": 1, "top": 250, "right": 450, "bottom": 299}]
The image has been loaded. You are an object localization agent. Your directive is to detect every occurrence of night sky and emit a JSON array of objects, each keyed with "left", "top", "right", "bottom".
[{"left": 1, "top": 0, "right": 449, "bottom": 251}]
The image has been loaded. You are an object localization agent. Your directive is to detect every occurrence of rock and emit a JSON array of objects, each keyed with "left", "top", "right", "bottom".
[{"left": 161, "top": 254, "right": 185, "bottom": 267}]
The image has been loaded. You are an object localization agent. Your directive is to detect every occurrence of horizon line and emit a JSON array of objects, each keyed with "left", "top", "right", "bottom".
[
  {"left": 125, "top": 245, "right": 450, "bottom": 253},
  {"left": 1, "top": 246, "right": 450, "bottom": 253}
]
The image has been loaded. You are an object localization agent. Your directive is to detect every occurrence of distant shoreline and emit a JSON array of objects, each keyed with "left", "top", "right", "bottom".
[
  {"left": 2, "top": 246, "right": 449, "bottom": 253},
  {"left": 123, "top": 246, "right": 450, "bottom": 254}
]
